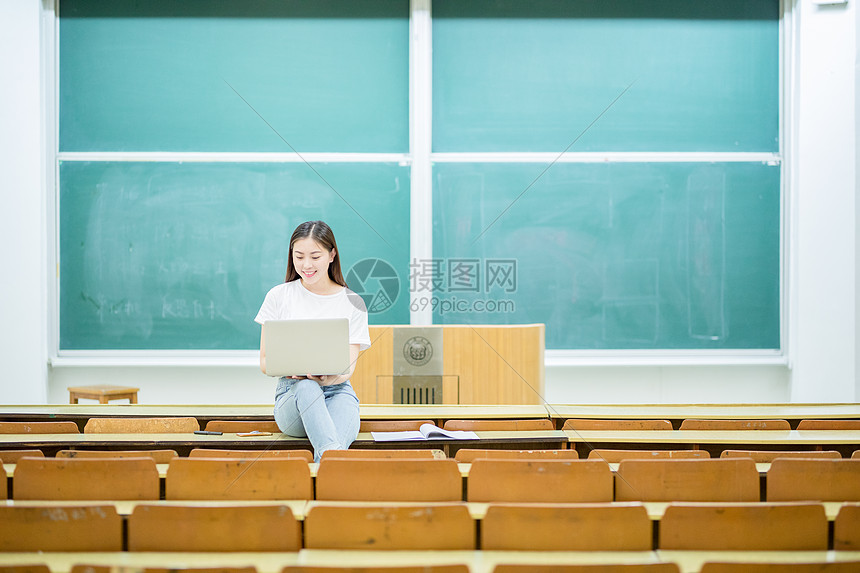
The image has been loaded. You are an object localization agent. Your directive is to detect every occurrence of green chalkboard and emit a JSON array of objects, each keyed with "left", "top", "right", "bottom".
[
  {"left": 57, "top": 0, "right": 783, "bottom": 352},
  {"left": 432, "top": 162, "right": 781, "bottom": 350},
  {"left": 60, "top": 162, "right": 410, "bottom": 350},
  {"left": 59, "top": 0, "right": 409, "bottom": 153},
  {"left": 433, "top": 0, "right": 779, "bottom": 152}
]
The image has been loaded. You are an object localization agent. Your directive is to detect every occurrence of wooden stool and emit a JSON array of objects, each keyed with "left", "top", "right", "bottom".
[{"left": 68, "top": 385, "right": 139, "bottom": 404}]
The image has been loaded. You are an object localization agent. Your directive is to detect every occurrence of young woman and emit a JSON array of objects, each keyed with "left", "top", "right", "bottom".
[{"left": 255, "top": 221, "right": 370, "bottom": 461}]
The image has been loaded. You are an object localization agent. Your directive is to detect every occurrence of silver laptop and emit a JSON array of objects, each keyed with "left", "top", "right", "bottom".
[{"left": 264, "top": 318, "right": 351, "bottom": 377}]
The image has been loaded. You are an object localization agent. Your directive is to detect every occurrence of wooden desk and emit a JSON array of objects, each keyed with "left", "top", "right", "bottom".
[
  {"left": 657, "top": 551, "right": 860, "bottom": 573},
  {"left": 0, "top": 404, "right": 554, "bottom": 432},
  {"left": 4, "top": 549, "right": 857, "bottom": 573},
  {"left": 550, "top": 403, "right": 860, "bottom": 428},
  {"left": 0, "top": 552, "right": 300, "bottom": 573},
  {"left": 564, "top": 429, "right": 860, "bottom": 458},
  {"left": 0, "top": 432, "right": 311, "bottom": 457},
  {"left": 0, "top": 405, "right": 278, "bottom": 432},
  {"left": 357, "top": 430, "right": 568, "bottom": 457},
  {"left": 300, "top": 549, "right": 661, "bottom": 570},
  {"left": 3, "top": 402, "right": 859, "bottom": 431},
  {"left": 0, "top": 549, "right": 664, "bottom": 573},
  {"left": 359, "top": 403, "right": 552, "bottom": 423},
  {"left": 67, "top": 385, "right": 139, "bottom": 405},
  {"left": 1, "top": 497, "right": 848, "bottom": 524},
  {"left": 0, "top": 430, "right": 568, "bottom": 458},
  {"left": 0, "top": 550, "right": 857, "bottom": 573}
]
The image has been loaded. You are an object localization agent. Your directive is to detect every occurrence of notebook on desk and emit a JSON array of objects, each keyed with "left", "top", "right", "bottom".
[{"left": 264, "top": 318, "right": 350, "bottom": 377}]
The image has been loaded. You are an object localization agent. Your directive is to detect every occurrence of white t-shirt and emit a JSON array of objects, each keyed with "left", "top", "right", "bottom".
[{"left": 255, "top": 280, "right": 371, "bottom": 351}]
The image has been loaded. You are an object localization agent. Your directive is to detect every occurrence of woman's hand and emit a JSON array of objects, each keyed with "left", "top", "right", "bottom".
[
  {"left": 306, "top": 374, "right": 344, "bottom": 386},
  {"left": 303, "top": 345, "right": 360, "bottom": 387}
]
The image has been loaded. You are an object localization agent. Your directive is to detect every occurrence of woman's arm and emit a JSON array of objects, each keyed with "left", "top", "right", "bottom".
[{"left": 308, "top": 344, "right": 360, "bottom": 386}]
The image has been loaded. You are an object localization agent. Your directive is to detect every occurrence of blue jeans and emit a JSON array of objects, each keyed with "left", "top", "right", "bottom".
[{"left": 273, "top": 377, "right": 360, "bottom": 462}]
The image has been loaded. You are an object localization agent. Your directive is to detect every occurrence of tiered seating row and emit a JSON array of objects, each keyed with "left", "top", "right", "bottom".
[
  {"left": 1, "top": 500, "right": 859, "bottom": 552},
  {"left": 5, "top": 457, "right": 860, "bottom": 503}
]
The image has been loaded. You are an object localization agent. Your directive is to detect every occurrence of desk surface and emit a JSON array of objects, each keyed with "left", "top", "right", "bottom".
[
  {"left": 564, "top": 429, "right": 860, "bottom": 445},
  {"left": 0, "top": 499, "right": 848, "bottom": 522},
  {"left": 0, "top": 550, "right": 662, "bottom": 573},
  {"left": 0, "top": 404, "right": 552, "bottom": 421},
  {"left": 657, "top": 551, "right": 860, "bottom": 573},
  {"left": 0, "top": 430, "right": 568, "bottom": 459},
  {"left": 0, "top": 430, "right": 567, "bottom": 447},
  {"left": 2, "top": 402, "right": 859, "bottom": 423},
  {"left": 549, "top": 403, "right": 860, "bottom": 421},
  {"left": 0, "top": 550, "right": 857, "bottom": 573}
]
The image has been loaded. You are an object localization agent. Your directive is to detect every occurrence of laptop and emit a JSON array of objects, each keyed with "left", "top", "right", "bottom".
[{"left": 264, "top": 318, "right": 351, "bottom": 377}]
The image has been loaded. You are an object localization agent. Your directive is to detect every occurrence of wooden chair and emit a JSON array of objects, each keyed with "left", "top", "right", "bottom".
[
  {"left": 315, "top": 459, "right": 461, "bottom": 501},
  {"left": 699, "top": 564, "right": 860, "bottom": 573},
  {"left": 359, "top": 419, "right": 435, "bottom": 432},
  {"left": 56, "top": 449, "right": 178, "bottom": 463},
  {"left": 13, "top": 457, "right": 159, "bottom": 500},
  {"left": 166, "top": 458, "right": 312, "bottom": 500},
  {"left": 563, "top": 419, "right": 672, "bottom": 431},
  {"left": 0, "top": 421, "right": 78, "bottom": 434},
  {"left": 0, "top": 505, "right": 122, "bottom": 550},
  {"left": 659, "top": 503, "right": 828, "bottom": 550},
  {"left": 797, "top": 419, "right": 860, "bottom": 430},
  {"left": 855, "top": 450, "right": 860, "bottom": 459},
  {"left": 304, "top": 504, "right": 474, "bottom": 550},
  {"left": 203, "top": 420, "right": 281, "bottom": 433},
  {"left": 482, "top": 503, "right": 652, "bottom": 551},
  {"left": 679, "top": 419, "right": 790, "bottom": 430},
  {"left": 84, "top": 416, "right": 199, "bottom": 433},
  {"left": 0, "top": 450, "right": 44, "bottom": 463},
  {"left": 128, "top": 504, "right": 301, "bottom": 551},
  {"left": 721, "top": 449, "right": 841, "bottom": 462},
  {"left": 767, "top": 459, "right": 860, "bottom": 501},
  {"left": 492, "top": 566, "right": 680, "bottom": 573},
  {"left": 455, "top": 448, "right": 578, "bottom": 462},
  {"left": 588, "top": 449, "right": 709, "bottom": 462},
  {"left": 442, "top": 419, "right": 554, "bottom": 431},
  {"left": 615, "top": 458, "right": 760, "bottom": 502},
  {"left": 320, "top": 448, "right": 440, "bottom": 460},
  {"left": 467, "top": 459, "right": 613, "bottom": 503},
  {"left": 189, "top": 448, "right": 314, "bottom": 462},
  {"left": 834, "top": 503, "right": 860, "bottom": 550}
]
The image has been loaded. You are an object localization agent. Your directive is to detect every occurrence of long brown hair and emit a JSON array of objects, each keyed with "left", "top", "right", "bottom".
[{"left": 284, "top": 221, "right": 347, "bottom": 287}]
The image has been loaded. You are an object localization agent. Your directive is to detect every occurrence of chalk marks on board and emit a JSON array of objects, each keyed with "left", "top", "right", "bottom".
[
  {"left": 433, "top": 162, "right": 778, "bottom": 349},
  {"left": 686, "top": 167, "right": 727, "bottom": 341}
]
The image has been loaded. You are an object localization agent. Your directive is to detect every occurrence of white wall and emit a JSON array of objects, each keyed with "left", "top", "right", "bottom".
[
  {"left": 49, "top": 365, "right": 273, "bottom": 405},
  {"left": 1, "top": 0, "right": 857, "bottom": 405},
  {"left": 0, "top": 0, "right": 47, "bottom": 404},
  {"left": 791, "top": 0, "right": 858, "bottom": 402},
  {"left": 857, "top": 0, "right": 860, "bottom": 402}
]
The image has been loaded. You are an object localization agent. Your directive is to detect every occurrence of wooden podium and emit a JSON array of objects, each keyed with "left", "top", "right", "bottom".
[{"left": 351, "top": 324, "right": 545, "bottom": 405}]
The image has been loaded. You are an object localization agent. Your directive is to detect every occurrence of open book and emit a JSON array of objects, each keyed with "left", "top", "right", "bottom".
[{"left": 371, "top": 423, "right": 479, "bottom": 441}]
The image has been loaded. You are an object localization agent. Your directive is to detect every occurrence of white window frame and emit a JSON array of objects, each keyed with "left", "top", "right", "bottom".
[{"left": 46, "top": 0, "right": 792, "bottom": 367}]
